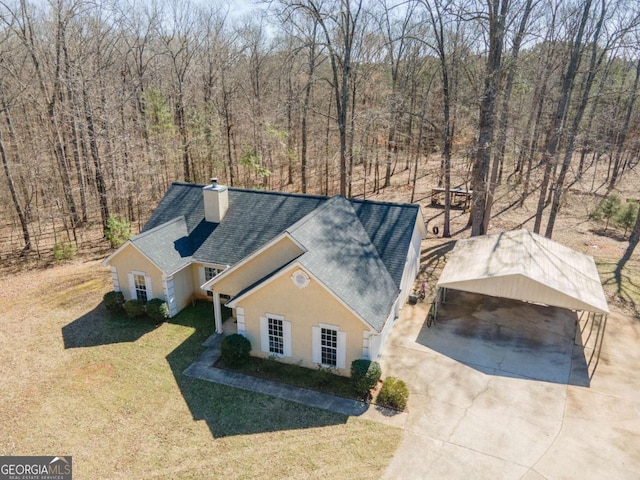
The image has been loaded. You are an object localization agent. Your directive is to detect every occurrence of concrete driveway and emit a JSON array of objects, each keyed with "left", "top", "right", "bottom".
[{"left": 380, "top": 291, "right": 640, "bottom": 479}]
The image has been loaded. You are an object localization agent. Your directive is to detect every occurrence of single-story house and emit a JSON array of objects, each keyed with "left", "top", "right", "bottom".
[{"left": 103, "top": 179, "right": 426, "bottom": 375}]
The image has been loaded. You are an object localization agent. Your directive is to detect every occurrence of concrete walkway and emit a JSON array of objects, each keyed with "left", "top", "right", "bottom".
[{"left": 184, "top": 333, "right": 407, "bottom": 427}]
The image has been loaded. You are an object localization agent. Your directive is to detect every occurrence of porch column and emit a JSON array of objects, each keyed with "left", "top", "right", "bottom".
[{"left": 214, "top": 292, "right": 223, "bottom": 334}]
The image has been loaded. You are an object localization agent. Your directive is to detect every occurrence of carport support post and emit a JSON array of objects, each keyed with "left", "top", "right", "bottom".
[
  {"left": 214, "top": 293, "right": 223, "bottom": 334},
  {"left": 434, "top": 288, "right": 440, "bottom": 320}
]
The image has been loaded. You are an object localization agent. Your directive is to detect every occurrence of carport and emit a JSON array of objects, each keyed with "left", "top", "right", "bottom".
[{"left": 434, "top": 230, "right": 609, "bottom": 369}]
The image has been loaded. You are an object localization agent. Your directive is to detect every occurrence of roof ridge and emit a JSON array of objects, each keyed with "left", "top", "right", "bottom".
[
  {"left": 168, "top": 181, "right": 330, "bottom": 201},
  {"left": 285, "top": 196, "right": 343, "bottom": 234},
  {"left": 348, "top": 196, "right": 419, "bottom": 209},
  {"left": 132, "top": 215, "right": 185, "bottom": 240},
  {"left": 284, "top": 195, "right": 395, "bottom": 283},
  {"left": 169, "top": 180, "right": 422, "bottom": 207}
]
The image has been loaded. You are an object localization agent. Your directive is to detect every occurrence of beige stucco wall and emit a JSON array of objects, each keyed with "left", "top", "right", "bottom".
[
  {"left": 191, "top": 263, "right": 227, "bottom": 300},
  {"left": 238, "top": 266, "right": 372, "bottom": 376},
  {"left": 191, "top": 264, "right": 206, "bottom": 299},
  {"left": 171, "top": 266, "right": 194, "bottom": 312},
  {"left": 213, "top": 236, "right": 303, "bottom": 296},
  {"left": 109, "top": 243, "right": 165, "bottom": 300}
]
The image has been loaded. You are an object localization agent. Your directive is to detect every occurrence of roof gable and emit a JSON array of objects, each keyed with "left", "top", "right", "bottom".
[
  {"left": 226, "top": 261, "right": 378, "bottom": 331},
  {"left": 129, "top": 216, "right": 191, "bottom": 274},
  {"left": 287, "top": 196, "right": 399, "bottom": 331}
]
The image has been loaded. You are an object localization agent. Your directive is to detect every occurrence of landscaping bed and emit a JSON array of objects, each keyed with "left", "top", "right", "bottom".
[
  {"left": 215, "top": 356, "right": 359, "bottom": 400},
  {"left": 215, "top": 354, "right": 410, "bottom": 412}
]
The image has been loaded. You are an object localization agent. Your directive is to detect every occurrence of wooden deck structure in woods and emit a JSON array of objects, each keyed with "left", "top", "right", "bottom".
[{"left": 430, "top": 187, "right": 473, "bottom": 209}]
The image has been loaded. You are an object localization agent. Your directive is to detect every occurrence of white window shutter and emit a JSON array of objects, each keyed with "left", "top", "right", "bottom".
[
  {"left": 283, "top": 321, "right": 292, "bottom": 357},
  {"left": 260, "top": 317, "right": 269, "bottom": 353},
  {"left": 312, "top": 326, "right": 321, "bottom": 364},
  {"left": 337, "top": 331, "right": 347, "bottom": 369},
  {"left": 144, "top": 275, "right": 152, "bottom": 300},
  {"left": 128, "top": 273, "right": 136, "bottom": 300}
]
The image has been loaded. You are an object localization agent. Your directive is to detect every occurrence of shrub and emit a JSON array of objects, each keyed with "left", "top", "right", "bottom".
[
  {"left": 146, "top": 298, "right": 170, "bottom": 322},
  {"left": 615, "top": 201, "right": 638, "bottom": 236},
  {"left": 53, "top": 241, "right": 76, "bottom": 263},
  {"left": 594, "top": 194, "right": 621, "bottom": 231},
  {"left": 105, "top": 214, "right": 131, "bottom": 249},
  {"left": 313, "top": 365, "right": 338, "bottom": 389},
  {"left": 220, "top": 334, "right": 252, "bottom": 368},
  {"left": 123, "top": 299, "right": 146, "bottom": 318},
  {"left": 351, "top": 359, "right": 382, "bottom": 397},
  {"left": 377, "top": 377, "right": 409, "bottom": 411},
  {"left": 103, "top": 291, "right": 125, "bottom": 312}
]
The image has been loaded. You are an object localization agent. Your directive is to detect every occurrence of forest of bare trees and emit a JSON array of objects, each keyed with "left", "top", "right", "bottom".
[{"left": 1, "top": 0, "right": 639, "bottom": 259}]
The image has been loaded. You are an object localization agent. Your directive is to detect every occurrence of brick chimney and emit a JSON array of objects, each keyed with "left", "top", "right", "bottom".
[{"left": 203, "top": 177, "right": 229, "bottom": 223}]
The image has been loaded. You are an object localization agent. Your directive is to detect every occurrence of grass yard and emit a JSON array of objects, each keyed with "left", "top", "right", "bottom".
[
  {"left": 596, "top": 258, "right": 640, "bottom": 318},
  {"left": 0, "top": 261, "right": 401, "bottom": 479}
]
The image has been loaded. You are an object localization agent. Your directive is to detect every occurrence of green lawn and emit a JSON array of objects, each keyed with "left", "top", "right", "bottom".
[{"left": 0, "top": 262, "right": 401, "bottom": 479}]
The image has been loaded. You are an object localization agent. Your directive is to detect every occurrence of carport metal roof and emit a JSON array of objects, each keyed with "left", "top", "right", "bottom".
[{"left": 437, "top": 230, "right": 609, "bottom": 315}]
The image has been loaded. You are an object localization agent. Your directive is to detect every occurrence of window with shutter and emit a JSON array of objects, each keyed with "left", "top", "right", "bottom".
[{"left": 133, "top": 274, "right": 148, "bottom": 301}]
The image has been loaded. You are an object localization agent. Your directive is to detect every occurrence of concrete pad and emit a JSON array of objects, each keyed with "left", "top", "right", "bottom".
[
  {"left": 417, "top": 292, "right": 578, "bottom": 384},
  {"left": 519, "top": 470, "right": 546, "bottom": 480},
  {"left": 381, "top": 293, "right": 640, "bottom": 478},
  {"left": 447, "top": 377, "right": 566, "bottom": 465},
  {"left": 383, "top": 431, "right": 529, "bottom": 480},
  {"left": 533, "top": 415, "right": 640, "bottom": 479}
]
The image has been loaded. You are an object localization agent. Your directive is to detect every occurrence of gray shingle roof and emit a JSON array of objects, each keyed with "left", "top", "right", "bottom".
[
  {"left": 350, "top": 199, "right": 419, "bottom": 287},
  {"left": 287, "top": 196, "right": 399, "bottom": 331},
  {"left": 192, "top": 188, "right": 326, "bottom": 265},
  {"left": 130, "top": 182, "right": 420, "bottom": 330},
  {"left": 130, "top": 216, "right": 191, "bottom": 274}
]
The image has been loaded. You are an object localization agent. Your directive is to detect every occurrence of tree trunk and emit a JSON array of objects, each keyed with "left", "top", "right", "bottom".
[
  {"left": 491, "top": 0, "right": 533, "bottom": 186},
  {"left": 608, "top": 56, "right": 640, "bottom": 192},
  {"left": 82, "top": 79, "right": 110, "bottom": 234},
  {"left": 545, "top": 0, "right": 603, "bottom": 238},
  {"left": 534, "top": 0, "right": 592, "bottom": 234},
  {"left": 614, "top": 203, "right": 640, "bottom": 292},
  {"left": 300, "top": 25, "right": 317, "bottom": 194},
  {"left": 0, "top": 124, "right": 31, "bottom": 252},
  {"left": 470, "top": 0, "right": 509, "bottom": 236}
]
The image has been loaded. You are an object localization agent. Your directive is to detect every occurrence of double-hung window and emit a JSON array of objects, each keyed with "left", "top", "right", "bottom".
[
  {"left": 128, "top": 271, "right": 152, "bottom": 303},
  {"left": 268, "top": 317, "right": 284, "bottom": 355},
  {"left": 204, "top": 266, "right": 220, "bottom": 282},
  {"left": 133, "top": 274, "right": 148, "bottom": 301},
  {"left": 320, "top": 327, "right": 338, "bottom": 367},
  {"left": 312, "top": 324, "right": 346, "bottom": 369},
  {"left": 260, "top": 314, "right": 291, "bottom": 357}
]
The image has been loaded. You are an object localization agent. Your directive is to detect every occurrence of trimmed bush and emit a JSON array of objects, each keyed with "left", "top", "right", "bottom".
[
  {"left": 351, "top": 359, "right": 382, "bottom": 398},
  {"left": 146, "top": 298, "right": 170, "bottom": 322},
  {"left": 123, "top": 299, "right": 146, "bottom": 318},
  {"left": 220, "top": 334, "right": 252, "bottom": 368},
  {"left": 104, "top": 291, "right": 125, "bottom": 312},
  {"left": 377, "top": 377, "right": 409, "bottom": 411}
]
